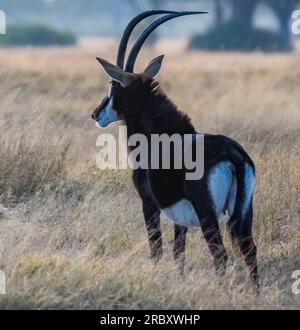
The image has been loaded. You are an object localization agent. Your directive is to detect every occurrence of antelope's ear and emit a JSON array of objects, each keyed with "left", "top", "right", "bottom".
[
  {"left": 143, "top": 55, "right": 164, "bottom": 79},
  {"left": 96, "top": 57, "right": 132, "bottom": 87}
]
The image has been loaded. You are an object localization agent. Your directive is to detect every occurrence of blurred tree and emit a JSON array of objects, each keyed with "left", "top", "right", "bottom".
[
  {"left": 231, "top": 0, "right": 258, "bottom": 26},
  {"left": 189, "top": 0, "right": 298, "bottom": 51},
  {"left": 266, "top": 0, "right": 299, "bottom": 43},
  {"left": 215, "top": 0, "right": 223, "bottom": 25},
  {"left": 231, "top": 0, "right": 300, "bottom": 44},
  {"left": 0, "top": 24, "right": 76, "bottom": 46}
]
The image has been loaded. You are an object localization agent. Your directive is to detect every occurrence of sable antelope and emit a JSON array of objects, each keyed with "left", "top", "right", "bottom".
[{"left": 92, "top": 10, "right": 259, "bottom": 289}]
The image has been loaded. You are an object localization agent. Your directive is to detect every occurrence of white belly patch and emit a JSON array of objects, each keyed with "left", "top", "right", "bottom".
[{"left": 162, "top": 199, "right": 200, "bottom": 227}]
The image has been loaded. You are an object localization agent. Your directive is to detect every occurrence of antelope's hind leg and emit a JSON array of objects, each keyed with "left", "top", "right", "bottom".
[
  {"left": 173, "top": 224, "right": 188, "bottom": 276},
  {"left": 200, "top": 215, "right": 228, "bottom": 276},
  {"left": 235, "top": 203, "right": 259, "bottom": 290},
  {"left": 186, "top": 182, "right": 228, "bottom": 277}
]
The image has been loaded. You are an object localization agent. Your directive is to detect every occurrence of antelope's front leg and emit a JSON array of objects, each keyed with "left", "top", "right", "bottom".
[
  {"left": 173, "top": 224, "right": 187, "bottom": 276},
  {"left": 142, "top": 201, "right": 162, "bottom": 263}
]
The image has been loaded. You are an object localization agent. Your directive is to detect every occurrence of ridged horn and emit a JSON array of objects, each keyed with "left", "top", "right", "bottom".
[
  {"left": 125, "top": 11, "right": 207, "bottom": 72},
  {"left": 116, "top": 10, "right": 177, "bottom": 69}
]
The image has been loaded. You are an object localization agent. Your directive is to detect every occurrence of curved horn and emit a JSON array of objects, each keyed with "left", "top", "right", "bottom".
[
  {"left": 116, "top": 10, "right": 177, "bottom": 69},
  {"left": 125, "top": 11, "right": 207, "bottom": 72}
]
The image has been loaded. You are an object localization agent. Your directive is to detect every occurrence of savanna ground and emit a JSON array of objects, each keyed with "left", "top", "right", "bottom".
[{"left": 0, "top": 38, "right": 300, "bottom": 309}]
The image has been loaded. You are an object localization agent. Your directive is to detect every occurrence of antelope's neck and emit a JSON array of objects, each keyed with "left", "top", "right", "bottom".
[{"left": 124, "top": 90, "right": 195, "bottom": 139}]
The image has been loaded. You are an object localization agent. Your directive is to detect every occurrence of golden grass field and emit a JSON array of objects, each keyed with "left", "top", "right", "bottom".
[{"left": 0, "top": 38, "right": 300, "bottom": 309}]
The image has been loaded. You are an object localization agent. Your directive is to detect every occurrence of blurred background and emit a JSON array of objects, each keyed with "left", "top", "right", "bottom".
[{"left": 1, "top": 0, "right": 300, "bottom": 51}]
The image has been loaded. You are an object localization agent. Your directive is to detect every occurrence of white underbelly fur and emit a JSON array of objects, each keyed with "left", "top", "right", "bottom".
[
  {"left": 162, "top": 161, "right": 237, "bottom": 227},
  {"left": 162, "top": 199, "right": 200, "bottom": 227}
]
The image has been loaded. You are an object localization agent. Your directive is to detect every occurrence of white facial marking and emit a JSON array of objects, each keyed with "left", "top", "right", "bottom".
[
  {"left": 208, "top": 161, "right": 236, "bottom": 222},
  {"left": 162, "top": 199, "right": 200, "bottom": 227},
  {"left": 97, "top": 84, "right": 122, "bottom": 128}
]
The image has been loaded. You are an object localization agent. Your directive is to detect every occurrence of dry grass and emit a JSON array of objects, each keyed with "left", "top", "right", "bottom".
[{"left": 0, "top": 38, "right": 300, "bottom": 309}]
